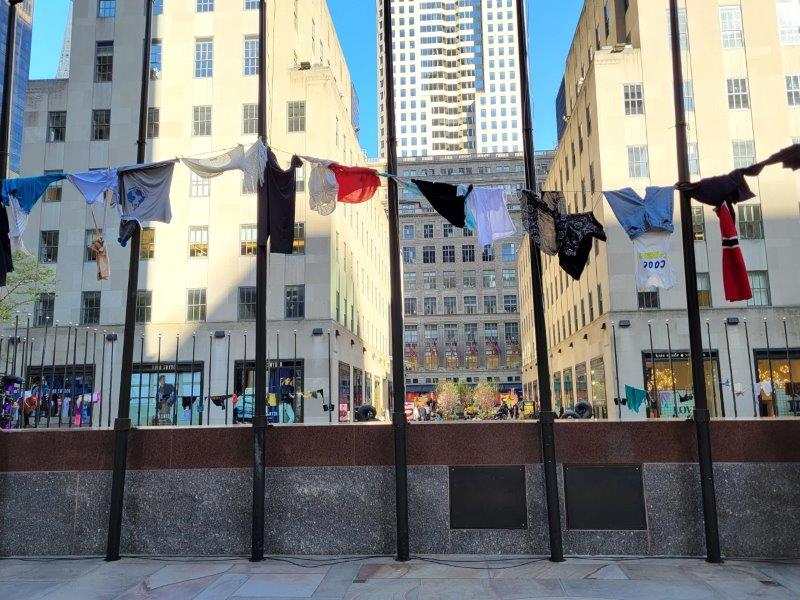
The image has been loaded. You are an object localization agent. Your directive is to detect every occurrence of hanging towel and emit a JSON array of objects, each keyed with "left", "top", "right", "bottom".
[
  {"left": 116, "top": 160, "right": 178, "bottom": 245},
  {"left": 603, "top": 186, "right": 674, "bottom": 240},
  {"left": 182, "top": 140, "right": 268, "bottom": 191},
  {"left": 677, "top": 171, "right": 755, "bottom": 208},
  {"left": 329, "top": 164, "right": 381, "bottom": 204},
  {"left": 633, "top": 231, "right": 677, "bottom": 291},
  {"left": 471, "top": 187, "right": 516, "bottom": 247},
  {"left": 67, "top": 169, "right": 118, "bottom": 205},
  {"left": 411, "top": 179, "right": 470, "bottom": 228},
  {"left": 716, "top": 204, "right": 752, "bottom": 302},
  {"left": 0, "top": 173, "right": 66, "bottom": 213},
  {"left": 261, "top": 149, "right": 303, "bottom": 254},
  {"left": 625, "top": 385, "right": 647, "bottom": 414}
]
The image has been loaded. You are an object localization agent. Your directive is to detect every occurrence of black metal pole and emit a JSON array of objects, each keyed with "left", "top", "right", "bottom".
[
  {"left": 0, "top": 0, "right": 22, "bottom": 179},
  {"left": 240, "top": 331, "right": 247, "bottom": 426},
  {"left": 11, "top": 313, "right": 18, "bottom": 374},
  {"left": 107, "top": 335, "right": 115, "bottom": 428},
  {"left": 19, "top": 314, "right": 29, "bottom": 427},
  {"left": 706, "top": 320, "right": 722, "bottom": 417},
  {"left": 60, "top": 325, "right": 71, "bottom": 426},
  {"left": 2, "top": 334, "right": 7, "bottom": 374},
  {"left": 173, "top": 334, "right": 179, "bottom": 425},
  {"left": 764, "top": 319, "right": 777, "bottom": 417},
  {"left": 90, "top": 329, "right": 97, "bottom": 427},
  {"left": 189, "top": 333, "right": 196, "bottom": 425},
  {"left": 327, "top": 330, "right": 332, "bottom": 424},
  {"left": 69, "top": 326, "right": 78, "bottom": 427},
  {"left": 81, "top": 328, "right": 89, "bottom": 426},
  {"left": 381, "top": 0, "right": 410, "bottom": 563},
  {"left": 744, "top": 319, "right": 758, "bottom": 417},
  {"left": 666, "top": 320, "right": 678, "bottom": 418},
  {"left": 98, "top": 330, "right": 106, "bottom": 427},
  {"left": 105, "top": 0, "right": 154, "bottom": 561},
  {"left": 276, "top": 331, "right": 280, "bottom": 422},
  {"left": 611, "top": 322, "right": 622, "bottom": 420},
  {"left": 207, "top": 334, "right": 213, "bottom": 425},
  {"left": 151, "top": 333, "right": 161, "bottom": 426},
  {"left": 224, "top": 332, "right": 230, "bottom": 425},
  {"left": 293, "top": 330, "right": 297, "bottom": 423},
  {"left": 47, "top": 323, "right": 58, "bottom": 428},
  {"left": 668, "top": 0, "right": 721, "bottom": 563},
  {"left": 724, "top": 321, "right": 737, "bottom": 418},
  {"left": 648, "top": 321, "right": 659, "bottom": 417},
  {"left": 36, "top": 318, "right": 49, "bottom": 427},
  {"left": 136, "top": 334, "right": 144, "bottom": 426},
  {"left": 250, "top": 0, "right": 269, "bottom": 563},
  {"left": 783, "top": 318, "right": 796, "bottom": 416},
  {"left": 515, "top": 0, "right": 563, "bottom": 562}
]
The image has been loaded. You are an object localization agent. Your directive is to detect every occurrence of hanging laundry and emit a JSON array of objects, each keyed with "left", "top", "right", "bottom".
[
  {"left": 0, "top": 205, "right": 12, "bottom": 287},
  {"left": 0, "top": 173, "right": 66, "bottom": 214},
  {"left": 624, "top": 385, "right": 647, "bottom": 414},
  {"left": 677, "top": 170, "right": 755, "bottom": 209},
  {"left": 603, "top": 186, "right": 674, "bottom": 240},
  {"left": 116, "top": 160, "right": 178, "bottom": 246},
  {"left": 716, "top": 204, "right": 752, "bottom": 302},
  {"left": 469, "top": 187, "right": 516, "bottom": 247},
  {"left": 304, "top": 156, "right": 338, "bottom": 216},
  {"left": 329, "top": 164, "right": 381, "bottom": 203},
  {"left": 411, "top": 179, "right": 471, "bottom": 228},
  {"left": 67, "top": 169, "right": 118, "bottom": 205},
  {"left": 261, "top": 149, "right": 303, "bottom": 254},
  {"left": 88, "top": 236, "right": 110, "bottom": 280},
  {"left": 521, "top": 190, "right": 564, "bottom": 256},
  {"left": 182, "top": 140, "right": 268, "bottom": 191},
  {"left": 7, "top": 195, "right": 28, "bottom": 252},
  {"left": 633, "top": 231, "right": 677, "bottom": 291},
  {"left": 300, "top": 156, "right": 381, "bottom": 214},
  {"left": 210, "top": 395, "right": 226, "bottom": 408},
  {"left": 739, "top": 143, "right": 800, "bottom": 176},
  {"left": 558, "top": 212, "right": 607, "bottom": 281}
]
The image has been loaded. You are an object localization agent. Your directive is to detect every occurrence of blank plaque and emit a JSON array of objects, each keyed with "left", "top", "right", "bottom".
[
  {"left": 564, "top": 464, "right": 647, "bottom": 530},
  {"left": 449, "top": 466, "right": 527, "bottom": 530}
]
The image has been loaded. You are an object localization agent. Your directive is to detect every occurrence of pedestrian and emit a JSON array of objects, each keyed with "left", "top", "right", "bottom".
[
  {"left": 157, "top": 375, "right": 175, "bottom": 425},
  {"left": 279, "top": 377, "right": 296, "bottom": 423}
]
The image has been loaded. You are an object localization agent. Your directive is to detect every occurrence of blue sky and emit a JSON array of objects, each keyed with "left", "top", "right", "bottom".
[{"left": 30, "top": 0, "right": 582, "bottom": 155}]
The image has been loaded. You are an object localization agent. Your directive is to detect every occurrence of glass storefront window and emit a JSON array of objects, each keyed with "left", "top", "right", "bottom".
[
  {"left": 755, "top": 350, "right": 800, "bottom": 417},
  {"left": 553, "top": 372, "right": 562, "bottom": 410},
  {"left": 562, "top": 368, "right": 574, "bottom": 409},
  {"left": 643, "top": 352, "right": 721, "bottom": 419},
  {"left": 589, "top": 357, "right": 608, "bottom": 419},
  {"left": 26, "top": 365, "right": 95, "bottom": 426},
  {"left": 353, "top": 367, "right": 364, "bottom": 410},
  {"left": 338, "top": 362, "right": 351, "bottom": 423}
]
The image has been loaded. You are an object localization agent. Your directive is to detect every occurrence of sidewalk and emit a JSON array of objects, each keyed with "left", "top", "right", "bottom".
[{"left": 0, "top": 555, "right": 798, "bottom": 599}]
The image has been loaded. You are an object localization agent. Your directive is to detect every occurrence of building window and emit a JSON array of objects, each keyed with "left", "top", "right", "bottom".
[
  {"left": 189, "top": 226, "right": 209, "bottom": 257},
  {"left": 285, "top": 285, "right": 305, "bottom": 318},
  {"left": 288, "top": 101, "right": 306, "bottom": 132},
  {"left": 696, "top": 272, "right": 712, "bottom": 308},
  {"left": 443, "top": 271, "right": 456, "bottom": 289},
  {"left": 778, "top": 1, "right": 800, "bottom": 45},
  {"left": 91, "top": 109, "right": 110, "bottom": 140},
  {"left": 292, "top": 222, "right": 305, "bottom": 254},
  {"left": 464, "top": 296, "right": 477, "bottom": 315},
  {"left": 502, "top": 268, "right": 517, "bottom": 287},
  {"left": 623, "top": 83, "right": 644, "bottom": 115},
  {"left": 34, "top": 293, "right": 55, "bottom": 327},
  {"left": 85, "top": 230, "right": 98, "bottom": 262},
  {"left": 81, "top": 291, "right": 101, "bottom": 325},
  {"left": 443, "top": 297, "right": 457, "bottom": 315},
  {"left": 243, "top": 103, "right": 258, "bottom": 134},
  {"left": 667, "top": 8, "right": 689, "bottom": 51},
  {"left": 637, "top": 287, "right": 660, "bottom": 310},
  {"left": 483, "top": 270, "right": 497, "bottom": 288},
  {"left": 238, "top": 287, "right": 257, "bottom": 321},
  {"left": 482, "top": 246, "right": 495, "bottom": 262},
  {"left": 403, "top": 225, "right": 414, "bottom": 240},
  {"left": 603, "top": 1, "right": 610, "bottom": 37},
  {"left": 688, "top": 142, "right": 700, "bottom": 176},
  {"left": 187, "top": 289, "right": 207, "bottom": 322},
  {"left": 196, "top": 0, "right": 214, "bottom": 13},
  {"left": 462, "top": 244, "right": 475, "bottom": 262},
  {"left": 39, "top": 231, "right": 59, "bottom": 263},
  {"left": 720, "top": 6, "right": 743, "bottom": 48},
  {"left": 43, "top": 171, "right": 64, "bottom": 202},
  {"left": 136, "top": 291, "right": 152, "bottom": 323},
  {"left": 747, "top": 271, "right": 771, "bottom": 306},
  {"left": 683, "top": 80, "right": 694, "bottom": 112},
  {"left": 463, "top": 225, "right": 474, "bottom": 237},
  {"left": 403, "top": 247, "right": 416, "bottom": 264},
  {"left": 463, "top": 270, "right": 476, "bottom": 288},
  {"left": 691, "top": 206, "right": 705, "bottom": 240},
  {"left": 47, "top": 111, "right": 66, "bottom": 143},
  {"left": 243, "top": 36, "right": 259, "bottom": 76},
  {"left": 239, "top": 225, "right": 256, "bottom": 256},
  {"left": 98, "top": 0, "right": 115, "bottom": 18},
  {"left": 503, "top": 294, "right": 517, "bottom": 313},
  {"left": 150, "top": 40, "right": 162, "bottom": 79},
  {"left": 190, "top": 172, "right": 210, "bottom": 197},
  {"left": 737, "top": 204, "right": 764, "bottom": 239},
  {"left": 193, "top": 105, "right": 212, "bottom": 136},
  {"left": 727, "top": 78, "right": 750, "bottom": 109},
  {"left": 404, "top": 272, "right": 417, "bottom": 290},
  {"left": 443, "top": 223, "right": 454, "bottom": 238},
  {"left": 146, "top": 108, "right": 159, "bottom": 139},
  {"left": 627, "top": 145, "right": 649, "bottom": 178},
  {"left": 442, "top": 245, "right": 455, "bottom": 263},
  {"left": 501, "top": 242, "right": 516, "bottom": 262},
  {"left": 598, "top": 284, "right": 604, "bottom": 314},
  {"left": 732, "top": 139, "right": 755, "bottom": 169},
  {"left": 424, "top": 297, "right": 437, "bottom": 316},
  {"left": 423, "top": 224, "right": 434, "bottom": 238},
  {"left": 244, "top": 0, "right": 259, "bottom": 8},
  {"left": 786, "top": 75, "right": 800, "bottom": 106},
  {"left": 404, "top": 298, "right": 417, "bottom": 316},
  {"left": 484, "top": 296, "right": 497, "bottom": 314},
  {"left": 422, "top": 246, "right": 435, "bottom": 263},
  {"left": 423, "top": 271, "right": 436, "bottom": 290},
  {"left": 194, "top": 39, "right": 214, "bottom": 77},
  {"left": 94, "top": 41, "right": 113, "bottom": 82}
]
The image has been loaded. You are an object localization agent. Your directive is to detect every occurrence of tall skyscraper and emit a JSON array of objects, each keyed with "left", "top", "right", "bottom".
[
  {"left": 0, "top": 0, "right": 33, "bottom": 174},
  {"left": 377, "top": 0, "right": 524, "bottom": 158}
]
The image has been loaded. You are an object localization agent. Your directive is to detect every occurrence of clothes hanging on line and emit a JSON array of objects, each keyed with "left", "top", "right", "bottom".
[
  {"left": 304, "top": 156, "right": 338, "bottom": 216},
  {"left": 181, "top": 140, "right": 268, "bottom": 192},
  {"left": 716, "top": 204, "right": 752, "bottom": 302},
  {"left": 521, "top": 190, "right": 563, "bottom": 256},
  {"left": 0, "top": 205, "right": 12, "bottom": 287},
  {"left": 677, "top": 171, "right": 755, "bottom": 208},
  {"left": 469, "top": 187, "right": 516, "bottom": 247},
  {"left": 329, "top": 164, "right": 381, "bottom": 203},
  {"left": 411, "top": 179, "right": 471, "bottom": 228},
  {"left": 625, "top": 385, "right": 647, "bottom": 414},
  {"left": 558, "top": 211, "right": 606, "bottom": 281},
  {"left": 67, "top": 169, "right": 118, "bottom": 205},
  {"left": 261, "top": 149, "right": 303, "bottom": 254},
  {"left": 603, "top": 186, "right": 674, "bottom": 240},
  {"left": 633, "top": 231, "right": 677, "bottom": 291},
  {"left": 7, "top": 195, "right": 29, "bottom": 252},
  {"left": 739, "top": 143, "right": 800, "bottom": 176},
  {"left": 0, "top": 173, "right": 67, "bottom": 214},
  {"left": 300, "top": 156, "right": 380, "bottom": 215},
  {"left": 116, "top": 160, "right": 178, "bottom": 245},
  {"left": 754, "top": 381, "right": 774, "bottom": 398}
]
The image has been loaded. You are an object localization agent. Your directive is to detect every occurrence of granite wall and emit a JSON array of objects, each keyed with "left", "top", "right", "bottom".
[{"left": 0, "top": 421, "right": 798, "bottom": 558}]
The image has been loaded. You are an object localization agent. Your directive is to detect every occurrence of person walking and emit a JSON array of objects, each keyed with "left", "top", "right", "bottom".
[{"left": 279, "top": 377, "right": 296, "bottom": 423}]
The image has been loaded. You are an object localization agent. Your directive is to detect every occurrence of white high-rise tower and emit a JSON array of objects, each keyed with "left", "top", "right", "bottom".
[
  {"left": 56, "top": 0, "right": 73, "bottom": 78},
  {"left": 377, "top": 0, "right": 524, "bottom": 159}
]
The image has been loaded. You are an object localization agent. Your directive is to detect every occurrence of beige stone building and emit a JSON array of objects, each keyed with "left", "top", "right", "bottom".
[
  {"left": 15, "top": 0, "right": 391, "bottom": 425},
  {"left": 520, "top": 0, "right": 800, "bottom": 420}
]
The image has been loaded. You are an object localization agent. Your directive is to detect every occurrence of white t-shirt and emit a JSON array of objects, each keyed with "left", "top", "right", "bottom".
[{"left": 634, "top": 231, "right": 676, "bottom": 291}]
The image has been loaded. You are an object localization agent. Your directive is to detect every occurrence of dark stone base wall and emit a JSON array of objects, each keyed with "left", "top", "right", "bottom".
[{"left": 1, "top": 462, "right": 798, "bottom": 558}]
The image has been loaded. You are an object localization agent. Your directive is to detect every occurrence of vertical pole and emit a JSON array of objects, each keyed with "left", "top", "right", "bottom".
[
  {"left": 19, "top": 314, "right": 29, "bottom": 427},
  {"left": 666, "top": 321, "right": 678, "bottom": 418},
  {"left": 136, "top": 334, "right": 144, "bottom": 426},
  {"left": 0, "top": 0, "right": 22, "bottom": 179},
  {"left": 36, "top": 318, "right": 49, "bottom": 427},
  {"left": 81, "top": 328, "right": 89, "bottom": 426},
  {"left": 381, "top": 0, "right": 410, "bottom": 562},
  {"left": 47, "top": 323, "right": 58, "bottom": 428},
  {"left": 90, "top": 329, "right": 97, "bottom": 427},
  {"left": 648, "top": 322, "right": 658, "bottom": 417},
  {"left": 3, "top": 334, "right": 8, "bottom": 374},
  {"left": 276, "top": 331, "right": 280, "bottom": 422},
  {"left": 224, "top": 333, "right": 231, "bottom": 425},
  {"left": 783, "top": 318, "right": 796, "bottom": 416},
  {"left": 69, "top": 327, "right": 78, "bottom": 426},
  {"left": 327, "top": 330, "right": 332, "bottom": 424},
  {"left": 744, "top": 319, "right": 758, "bottom": 417},
  {"left": 173, "top": 334, "right": 180, "bottom": 425},
  {"left": 764, "top": 319, "right": 777, "bottom": 417},
  {"left": 11, "top": 313, "right": 19, "bottom": 374},
  {"left": 61, "top": 325, "right": 71, "bottom": 426},
  {"left": 515, "top": 0, "right": 563, "bottom": 561},
  {"left": 207, "top": 334, "right": 213, "bottom": 425},
  {"left": 97, "top": 329, "right": 104, "bottom": 428},
  {"left": 251, "top": 0, "right": 269, "bottom": 563},
  {"left": 106, "top": 0, "right": 154, "bottom": 561},
  {"left": 189, "top": 333, "right": 196, "bottom": 425},
  {"left": 724, "top": 321, "right": 737, "bottom": 418},
  {"left": 706, "top": 320, "right": 722, "bottom": 417},
  {"left": 293, "top": 330, "right": 297, "bottom": 423},
  {"left": 107, "top": 336, "right": 115, "bottom": 428},
  {"left": 240, "top": 331, "right": 247, "bottom": 425},
  {"left": 669, "top": 0, "right": 721, "bottom": 563},
  {"left": 611, "top": 322, "right": 622, "bottom": 420},
  {"left": 152, "top": 333, "right": 161, "bottom": 426}
]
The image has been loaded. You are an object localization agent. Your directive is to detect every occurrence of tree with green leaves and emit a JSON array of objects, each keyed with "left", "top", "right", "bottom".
[{"left": 0, "top": 252, "right": 57, "bottom": 323}]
